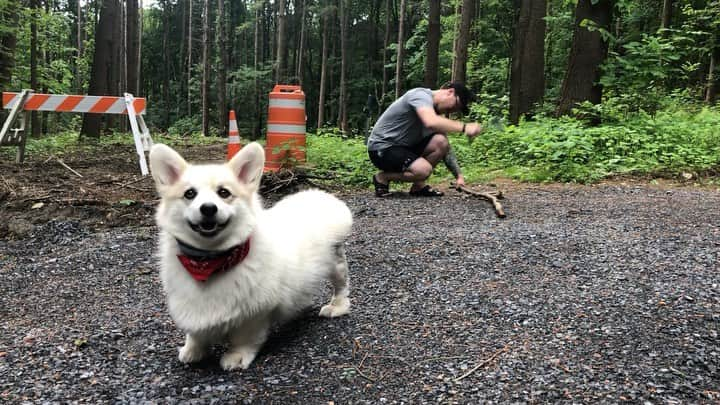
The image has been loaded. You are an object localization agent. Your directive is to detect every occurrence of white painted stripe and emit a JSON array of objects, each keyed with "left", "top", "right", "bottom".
[
  {"left": 269, "top": 99, "right": 305, "bottom": 108},
  {"left": 40, "top": 95, "right": 66, "bottom": 111},
  {"left": 228, "top": 135, "right": 240, "bottom": 142},
  {"left": 267, "top": 124, "right": 306, "bottom": 134},
  {"left": 74, "top": 96, "right": 99, "bottom": 112},
  {"left": 106, "top": 98, "right": 127, "bottom": 114},
  {"left": 4, "top": 94, "right": 20, "bottom": 109},
  {"left": 229, "top": 122, "right": 238, "bottom": 131}
]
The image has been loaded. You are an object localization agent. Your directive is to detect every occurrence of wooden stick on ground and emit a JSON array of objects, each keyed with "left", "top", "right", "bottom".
[{"left": 455, "top": 184, "right": 506, "bottom": 218}]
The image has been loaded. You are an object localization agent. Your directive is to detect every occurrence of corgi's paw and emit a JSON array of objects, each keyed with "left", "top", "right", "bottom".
[
  {"left": 178, "top": 344, "right": 206, "bottom": 364},
  {"left": 220, "top": 346, "right": 258, "bottom": 370},
  {"left": 319, "top": 298, "right": 351, "bottom": 318}
]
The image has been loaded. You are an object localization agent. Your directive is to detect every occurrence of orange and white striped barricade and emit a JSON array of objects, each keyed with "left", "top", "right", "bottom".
[
  {"left": 1, "top": 90, "right": 153, "bottom": 175},
  {"left": 264, "top": 84, "right": 306, "bottom": 171}
]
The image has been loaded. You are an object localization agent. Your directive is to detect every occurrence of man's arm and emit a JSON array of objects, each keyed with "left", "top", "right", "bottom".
[
  {"left": 415, "top": 106, "right": 482, "bottom": 137},
  {"left": 443, "top": 146, "right": 465, "bottom": 186}
]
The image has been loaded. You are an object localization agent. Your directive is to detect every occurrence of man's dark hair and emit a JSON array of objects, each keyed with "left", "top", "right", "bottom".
[{"left": 441, "top": 81, "right": 476, "bottom": 116}]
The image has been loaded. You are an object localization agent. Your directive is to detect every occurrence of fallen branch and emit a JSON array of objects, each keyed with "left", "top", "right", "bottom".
[
  {"left": 455, "top": 184, "right": 506, "bottom": 218},
  {"left": 56, "top": 158, "right": 83, "bottom": 178},
  {"left": 454, "top": 345, "right": 509, "bottom": 382}
]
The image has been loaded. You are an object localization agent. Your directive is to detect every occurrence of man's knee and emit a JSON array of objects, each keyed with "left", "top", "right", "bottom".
[
  {"left": 409, "top": 159, "right": 433, "bottom": 179},
  {"left": 429, "top": 134, "right": 449, "bottom": 154}
]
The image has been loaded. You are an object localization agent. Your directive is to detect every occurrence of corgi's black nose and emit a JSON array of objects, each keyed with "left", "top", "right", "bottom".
[{"left": 200, "top": 203, "right": 217, "bottom": 217}]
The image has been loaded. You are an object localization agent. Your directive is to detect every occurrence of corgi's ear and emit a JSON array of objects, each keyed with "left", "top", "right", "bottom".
[
  {"left": 149, "top": 144, "right": 187, "bottom": 187},
  {"left": 227, "top": 142, "right": 265, "bottom": 190}
]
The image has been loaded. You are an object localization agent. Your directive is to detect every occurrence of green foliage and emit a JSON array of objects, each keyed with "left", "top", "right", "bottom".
[
  {"left": 306, "top": 129, "right": 375, "bottom": 187},
  {"left": 304, "top": 102, "right": 720, "bottom": 185}
]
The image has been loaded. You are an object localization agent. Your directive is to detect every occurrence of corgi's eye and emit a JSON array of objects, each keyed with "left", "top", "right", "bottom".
[
  {"left": 183, "top": 188, "right": 197, "bottom": 200},
  {"left": 217, "top": 187, "right": 232, "bottom": 199}
]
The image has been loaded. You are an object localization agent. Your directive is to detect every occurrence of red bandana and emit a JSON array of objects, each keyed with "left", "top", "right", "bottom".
[{"left": 177, "top": 239, "right": 251, "bottom": 282}]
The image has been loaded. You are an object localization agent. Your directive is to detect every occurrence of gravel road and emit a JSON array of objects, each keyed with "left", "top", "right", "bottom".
[{"left": 1, "top": 183, "right": 719, "bottom": 403}]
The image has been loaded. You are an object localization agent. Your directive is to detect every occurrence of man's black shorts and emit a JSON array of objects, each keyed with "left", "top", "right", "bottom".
[{"left": 368, "top": 137, "right": 432, "bottom": 173}]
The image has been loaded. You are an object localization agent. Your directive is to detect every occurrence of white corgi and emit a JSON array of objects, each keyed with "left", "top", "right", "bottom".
[{"left": 149, "top": 142, "right": 352, "bottom": 370}]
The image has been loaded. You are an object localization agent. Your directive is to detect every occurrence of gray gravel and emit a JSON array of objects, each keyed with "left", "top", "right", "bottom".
[{"left": 1, "top": 184, "right": 719, "bottom": 403}]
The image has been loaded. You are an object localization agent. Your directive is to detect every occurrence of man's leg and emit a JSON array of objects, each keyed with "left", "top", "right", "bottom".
[{"left": 376, "top": 134, "right": 448, "bottom": 185}]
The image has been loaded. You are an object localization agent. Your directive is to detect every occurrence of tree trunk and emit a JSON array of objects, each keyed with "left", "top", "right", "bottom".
[
  {"left": 127, "top": 0, "right": 139, "bottom": 96},
  {"left": 217, "top": 0, "right": 228, "bottom": 137},
  {"left": 30, "top": 0, "right": 40, "bottom": 136},
  {"left": 452, "top": 0, "right": 474, "bottom": 84},
  {"left": 555, "top": 0, "right": 612, "bottom": 118},
  {"left": 81, "top": 0, "right": 120, "bottom": 138},
  {"left": 187, "top": 0, "right": 193, "bottom": 116},
  {"left": 202, "top": 0, "right": 211, "bottom": 136},
  {"left": 381, "top": 0, "right": 391, "bottom": 103},
  {"left": 253, "top": 0, "right": 262, "bottom": 139},
  {"left": 276, "top": 0, "right": 287, "bottom": 83},
  {"left": 661, "top": 0, "right": 672, "bottom": 30},
  {"left": 394, "top": 0, "right": 406, "bottom": 98},
  {"left": 424, "top": 0, "right": 441, "bottom": 89},
  {"left": 337, "top": 0, "right": 348, "bottom": 131},
  {"left": 0, "top": 1, "right": 19, "bottom": 91},
  {"left": 509, "top": 0, "right": 546, "bottom": 124},
  {"left": 706, "top": 44, "right": 719, "bottom": 105},
  {"left": 162, "top": 4, "right": 170, "bottom": 129},
  {"left": 317, "top": 4, "right": 329, "bottom": 129},
  {"left": 296, "top": 0, "right": 306, "bottom": 86}
]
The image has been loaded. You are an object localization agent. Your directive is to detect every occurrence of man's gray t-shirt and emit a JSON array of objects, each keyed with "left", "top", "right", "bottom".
[{"left": 367, "top": 88, "right": 435, "bottom": 152}]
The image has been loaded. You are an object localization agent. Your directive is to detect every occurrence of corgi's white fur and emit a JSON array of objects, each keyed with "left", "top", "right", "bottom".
[{"left": 149, "top": 142, "right": 352, "bottom": 370}]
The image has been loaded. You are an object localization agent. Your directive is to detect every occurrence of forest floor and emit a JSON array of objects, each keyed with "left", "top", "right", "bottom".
[{"left": 0, "top": 142, "right": 719, "bottom": 403}]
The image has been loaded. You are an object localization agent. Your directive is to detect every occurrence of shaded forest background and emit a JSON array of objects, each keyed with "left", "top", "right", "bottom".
[{"left": 0, "top": 0, "right": 718, "bottom": 142}]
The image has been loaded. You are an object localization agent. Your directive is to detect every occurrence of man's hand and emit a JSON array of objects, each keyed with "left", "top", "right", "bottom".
[
  {"left": 456, "top": 174, "right": 466, "bottom": 187},
  {"left": 463, "top": 122, "right": 483, "bottom": 138}
]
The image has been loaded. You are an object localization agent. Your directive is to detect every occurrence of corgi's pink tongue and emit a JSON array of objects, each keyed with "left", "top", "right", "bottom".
[{"left": 177, "top": 239, "right": 251, "bottom": 282}]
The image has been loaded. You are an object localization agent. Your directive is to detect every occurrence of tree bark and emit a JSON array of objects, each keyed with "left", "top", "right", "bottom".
[
  {"left": 30, "top": 0, "right": 40, "bottom": 136},
  {"left": 253, "top": 0, "right": 262, "bottom": 139},
  {"left": 0, "top": 1, "right": 18, "bottom": 90},
  {"left": 452, "top": 0, "right": 474, "bottom": 84},
  {"left": 381, "top": 0, "right": 391, "bottom": 103},
  {"left": 80, "top": 0, "right": 120, "bottom": 138},
  {"left": 202, "top": 0, "right": 211, "bottom": 136},
  {"left": 317, "top": 4, "right": 329, "bottom": 129},
  {"left": 555, "top": 0, "right": 612, "bottom": 118},
  {"left": 395, "top": 0, "right": 407, "bottom": 98},
  {"left": 296, "top": 0, "right": 306, "bottom": 86},
  {"left": 275, "top": 0, "right": 287, "bottom": 82},
  {"left": 509, "top": 0, "right": 546, "bottom": 124},
  {"left": 127, "top": 0, "right": 139, "bottom": 96},
  {"left": 705, "top": 44, "right": 719, "bottom": 104},
  {"left": 424, "top": 0, "right": 440, "bottom": 89},
  {"left": 217, "top": 0, "right": 228, "bottom": 136},
  {"left": 661, "top": 0, "right": 672, "bottom": 30},
  {"left": 338, "top": 0, "right": 348, "bottom": 131}
]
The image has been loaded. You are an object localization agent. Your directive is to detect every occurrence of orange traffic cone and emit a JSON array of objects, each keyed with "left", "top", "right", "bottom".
[{"left": 227, "top": 110, "right": 242, "bottom": 160}]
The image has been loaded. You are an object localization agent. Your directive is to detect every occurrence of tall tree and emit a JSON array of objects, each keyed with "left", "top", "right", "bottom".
[
  {"left": 30, "top": 0, "right": 39, "bottom": 135},
  {"left": 424, "top": 0, "right": 440, "bottom": 89},
  {"left": 295, "top": 0, "right": 306, "bottom": 86},
  {"left": 394, "top": 0, "right": 406, "bottom": 97},
  {"left": 81, "top": 0, "right": 120, "bottom": 138},
  {"left": 201, "top": 0, "right": 210, "bottom": 136},
  {"left": 706, "top": 44, "right": 719, "bottom": 104},
  {"left": 127, "top": 0, "right": 139, "bottom": 96},
  {"left": 381, "top": 0, "right": 391, "bottom": 102},
  {"left": 276, "top": 0, "right": 287, "bottom": 82},
  {"left": 253, "top": 0, "right": 263, "bottom": 139},
  {"left": 509, "top": 0, "right": 546, "bottom": 124},
  {"left": 217, "top": 0, "right": 228, "bottom": 136},
  {"left": 337, "top": 0, "right": 348, "bottom": 130},
  {"left": 661, "top": 0, "right": 673, "bottom": 30},
  {"left": 556, "top": 0, "right": 612, "bottom": 118},
  {"left": 452, "top": 0, "right": 474, "bottom": 84},
  {"left": 0, "top": 1, "right": 19, "bottom": 90},
  {"left": 317, "top": 3, "right": 330, "bottom": 128},
  {"left": 187, "top": 0, "right": 193, "bottom": 115}
]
